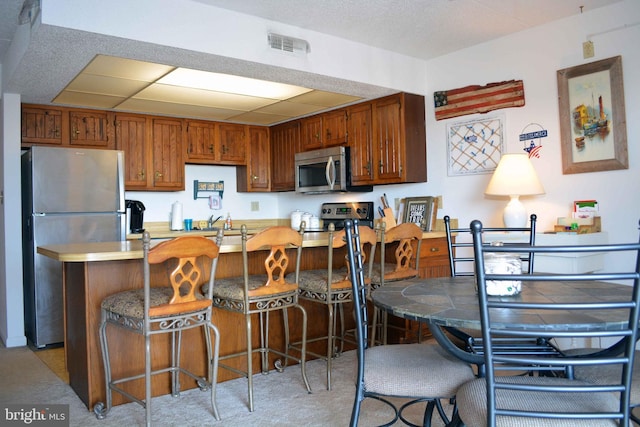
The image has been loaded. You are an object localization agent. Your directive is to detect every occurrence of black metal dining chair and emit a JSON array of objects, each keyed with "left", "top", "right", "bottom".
[
  {"left": 443, "top": 214, "right": 561, "bottom": 368},
  {"left": 453, "top": 219, "right": 640, "bottom": 427},
  {"left": 345, "top": 219, "right": 475, "bottom": 427},
  {"left": 444, "top": 214, "right": 537, "bottom": 277}
]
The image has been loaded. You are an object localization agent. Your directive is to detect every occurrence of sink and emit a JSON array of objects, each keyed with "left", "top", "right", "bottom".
[{"left": 191, "top": 227, "right": 220, "bottom": 232}]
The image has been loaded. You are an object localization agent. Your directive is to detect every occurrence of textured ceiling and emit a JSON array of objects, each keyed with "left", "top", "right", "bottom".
[{"left": 0, "top": 0, "right": 623, "bottom": 125}]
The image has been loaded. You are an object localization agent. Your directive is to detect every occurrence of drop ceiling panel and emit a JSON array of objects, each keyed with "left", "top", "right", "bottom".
[
  {"left": 255, "top": 100, "right": 327, "bottom": 116},
  {"left": 64, "top": 74, "right": 151, "bottom": 97},
  {"left": 228, "top": 111, "right": 292, "bottom": 125},
  {"left": 53, "top": 91, "right": 126, "bottom": 109},
  {"left": 134, "top": 84, "right": 278, "bottom": 110},
  {"left": 288, "top": 90, "right": 362, "bottom": 107},
  {"left": 117, "top": 98, "right": 241, "bottom": 121},
  {"left": 84, "top": 55, "right": 174, "bottom": 81}
]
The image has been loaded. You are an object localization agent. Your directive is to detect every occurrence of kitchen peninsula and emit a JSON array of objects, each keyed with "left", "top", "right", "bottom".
[{"left": 37, "top": 224, "right": 449, "bottom": 410}]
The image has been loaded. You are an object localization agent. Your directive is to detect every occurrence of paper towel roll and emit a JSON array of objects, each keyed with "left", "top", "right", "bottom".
[{"left": 171, "top": 201, "right": 183, "bottom": 230}]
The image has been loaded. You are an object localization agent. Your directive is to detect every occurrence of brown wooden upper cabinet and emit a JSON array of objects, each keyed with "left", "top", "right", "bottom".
[
  {"left": 21, "top": 104, "right": 114, "bottom": 149},
  {"left": 184, "top": 119, "right": 217, "bottom": 163},
  {"left": 185, "top": 120, "right": 247, "bottom": 166},
  {"left": 346, "top": 102, "right": 374, "bottom": 185},
  {"left": 115, "top": 113, "right": 184, "bottom": 191},
  {"left": 69, "top": 109, "right": 113, "bottom": 148},
  {"left": 269, "top": 121, "right": 300, "bottom": 192},
  {"left": 370, "top": 92, "right": 426, "bottom": 184},
  {"left": 21, "top": 105, "right": 63, "bottom": 146},
  {"left": 298, "top": 110, "right": 348, "bottom": 151},
  {"left": 322, "top": 109, "right": 348, "bottom": 147},
  {"left": 237, "top": 126, "right": 270, "bottom": 192},
  {"left": 115, "top": 113, "right": 148, "bottom": 189},
  {"left": 217, "top": 123, "right": 247, "bottom": 165}
]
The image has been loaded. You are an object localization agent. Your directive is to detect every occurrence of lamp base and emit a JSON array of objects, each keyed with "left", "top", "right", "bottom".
[{"left": 503, "top": 196, "right": 527, "bottom": 228}]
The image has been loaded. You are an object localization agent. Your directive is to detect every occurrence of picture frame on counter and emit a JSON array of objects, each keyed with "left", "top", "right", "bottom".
[
  {"left": 402, "top": 196, "right": 438, "bottom": 231},
  {"left": 557, "top": 55, "right": 628, "bottom": 174}
]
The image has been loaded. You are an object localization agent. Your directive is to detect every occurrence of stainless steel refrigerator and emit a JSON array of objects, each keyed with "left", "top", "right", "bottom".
[{"left": 22, "top": 146, "right": 126, "bottom": 348}]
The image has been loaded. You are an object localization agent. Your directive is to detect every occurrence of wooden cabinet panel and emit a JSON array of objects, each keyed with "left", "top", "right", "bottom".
[
  {"left": 69, "top": 110, "right": 113, "bottom": 148},
  {"left": 238, "top": 126, "right": 270, "bottom": 192},
  {"left": 347, "top": 103, "right": 374, "bottom": 185},
  {"left": 371, "top": 93, "right": 426, "bottom": 184},
  {"left": 270, "top": 121, "right": 300, "bottom": 192},
  {"left": 185, "top": 120, "right": 217, "bottom": 163},
  {"left": 218, "top": 123, "right": 246, "bottom": 165},
  {"left": 21, "top": 106, "right": 63, "bottom": 146},
  {"left": 300, "top": 115, "right": 323, "bottom": 151},
  {"left": 115, "top": 114, "right": 149, "bottom": 189},
  {"left": 323, "top": 110, "right": 347, "bottom": 147},
  {"left": 152, "top": 118, "right": 184, "bottom": 190},
  {"left": 372, "top": 95, "right": 404, "bottom": 183}
]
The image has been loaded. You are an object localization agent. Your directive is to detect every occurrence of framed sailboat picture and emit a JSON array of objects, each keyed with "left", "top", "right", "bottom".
[{"left": 557, "top": 55, "right": 628, "bottom": 174}]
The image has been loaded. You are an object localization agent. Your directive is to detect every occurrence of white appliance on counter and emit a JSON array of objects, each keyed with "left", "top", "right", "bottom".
[{"left": 21, "top": 146, "right": 126, "bottom": 348}]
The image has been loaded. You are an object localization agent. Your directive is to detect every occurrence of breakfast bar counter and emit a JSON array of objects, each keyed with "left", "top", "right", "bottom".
[{"left": 38, "top": 229, "right": 447, "bottom": 410}]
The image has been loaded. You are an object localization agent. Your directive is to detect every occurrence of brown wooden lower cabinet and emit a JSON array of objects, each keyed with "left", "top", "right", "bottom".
[{"left": 385, "top": 237, "right": 450, "bottom": 344}]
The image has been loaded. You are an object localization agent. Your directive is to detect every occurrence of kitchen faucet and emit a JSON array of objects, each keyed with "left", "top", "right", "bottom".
[{"left": 209, "top": 215, "right": 222, "bottom": 229}]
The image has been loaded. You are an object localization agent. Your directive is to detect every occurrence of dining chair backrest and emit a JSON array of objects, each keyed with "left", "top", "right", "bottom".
[
  {"left": 469, "top": 219, "right": 640, "bottom": 426},
  {"left": 444, "top": 214, "right": 536, "bottom": 277},
  {"left": 377, "top": 221, "right": 423, "bottom": 284},
  {"left": 345, "top": 220, "right": 371, "bottom": 352}
]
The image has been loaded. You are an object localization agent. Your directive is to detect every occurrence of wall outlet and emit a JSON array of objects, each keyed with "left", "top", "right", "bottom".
[
  {"left": 250, "top": 201, "right": 259, "bottom": 211},
  {"left": 436, "top": 195, "right": 443, "bottom": 210},
  {"left": 583, "top": 40, "right": 594, "bottom": 59}
]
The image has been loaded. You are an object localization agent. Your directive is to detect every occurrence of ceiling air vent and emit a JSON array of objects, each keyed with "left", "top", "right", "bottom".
[{"left": 268, "top": 33, "right": 310, "bottom": 55}]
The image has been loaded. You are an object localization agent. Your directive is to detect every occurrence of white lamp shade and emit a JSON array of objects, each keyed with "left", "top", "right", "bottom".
[
  {"left": 485, "top": 154, "right": 545, "bottom": 197},
  {"left": 485, "top": 154, "right": 545, "bottom": 228}
]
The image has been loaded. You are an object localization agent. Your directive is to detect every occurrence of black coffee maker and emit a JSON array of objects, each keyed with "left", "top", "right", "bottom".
[{"left": 126, "top": 200, "right": 145, "bottom": 233}]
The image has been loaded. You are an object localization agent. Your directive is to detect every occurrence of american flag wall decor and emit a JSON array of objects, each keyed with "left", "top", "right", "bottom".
[{"left": 434, "top": 80, "right": 525, "bottom": 121}]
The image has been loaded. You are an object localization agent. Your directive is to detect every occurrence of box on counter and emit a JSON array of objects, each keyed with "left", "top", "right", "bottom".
[{"left": 554, "top": 216, "right": 601, "bottom": 234}]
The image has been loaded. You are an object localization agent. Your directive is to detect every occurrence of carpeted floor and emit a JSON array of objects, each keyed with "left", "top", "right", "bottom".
[{"left": 1, "top": 344, "right": 454, "bottom": 427}]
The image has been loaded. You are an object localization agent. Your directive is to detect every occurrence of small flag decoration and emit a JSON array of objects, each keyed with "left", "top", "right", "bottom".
[{"left": 434, "top": 80, "right": 525, "bottom": 121}]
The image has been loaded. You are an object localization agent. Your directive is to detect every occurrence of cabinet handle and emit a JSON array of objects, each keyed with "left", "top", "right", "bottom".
[
  {"left": 430, "top": 247, "right": 439, "bottom": 252},
  {"left": 209, "top": 144, "right": 214, "bottom": 153},
  {"left": 155, "top": 171, "right": 163, "bottom": 178},
  {"left": 137, "top": 170, "right": 145, "bottom": 179},
  {"left": 251, "top": 174, "right": 258, "bottom": 181}
]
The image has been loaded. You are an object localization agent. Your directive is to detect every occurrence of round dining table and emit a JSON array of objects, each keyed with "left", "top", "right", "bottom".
[{"left": 371, "top": 276, "right": 634, "bottom": 365}]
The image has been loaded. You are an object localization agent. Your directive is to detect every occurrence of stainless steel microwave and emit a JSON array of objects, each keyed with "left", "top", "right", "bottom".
[{"left": 294, "top": 146, "right": 372, "bottom": 194}]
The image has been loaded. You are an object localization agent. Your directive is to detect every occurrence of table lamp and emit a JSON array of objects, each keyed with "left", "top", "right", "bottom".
[{"left": 485, "top": 153, "right": 545, "bottom": 228}]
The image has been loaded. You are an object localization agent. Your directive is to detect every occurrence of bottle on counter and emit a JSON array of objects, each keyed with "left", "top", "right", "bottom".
[{"left": 225, "top": 212, "right": 232, "bottom": 230}]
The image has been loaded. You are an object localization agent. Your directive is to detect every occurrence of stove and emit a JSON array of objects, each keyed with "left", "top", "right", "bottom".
[{"left": 320, "top": 201, "right": 375, "bottom": 230}]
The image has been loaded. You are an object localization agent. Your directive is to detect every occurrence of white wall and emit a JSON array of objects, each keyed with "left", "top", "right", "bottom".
[{"left": 423, "top": 0, "right": 640, "bottom": 274}]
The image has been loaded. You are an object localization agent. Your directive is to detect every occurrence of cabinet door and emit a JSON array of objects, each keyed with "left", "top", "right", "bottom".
[
  {"left": 185, "top": 120, "right": 218, "bottom": 163},
  {"left": 238, "top": 126, "right": 270, "bottom": 192},
  {"left": 69, "top": 110, "right": 113, "bottom": 148},
  {"left": 21, "top": 106, "right": 63, "bottom": 146},
  {"left": 152, "top": 118, "right": 184, "bottom": 190},
  {"left": 299, "top": 115, "right": 323, "bottom": 151},
  {"left": 218, "top": 123, "right": 246, "bottom": 164},
  {"left": 372, "top": 95, "right": 404, "bottom": 183},
  {"left": 323, "top": 110, "right": 347, "bottom": 147},
  {"left": 347, "top": 103, "right": 374, "bottom": 185},
  {"left": 115, "top": 114, "right": 149, "bottom": 189},
  {"left": 270, "top": 121, "right": 300, "bottom": 191}
]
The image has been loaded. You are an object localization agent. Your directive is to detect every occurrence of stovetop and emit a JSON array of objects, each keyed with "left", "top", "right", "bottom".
[{"left": 320, "top": 201, "right": 374, "bottom": 230}]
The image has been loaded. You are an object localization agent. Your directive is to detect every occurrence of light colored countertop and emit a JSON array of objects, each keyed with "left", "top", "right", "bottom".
[
  {"left": 37, "top": 231, "right": 333, "bottom": 262},
  {"left": 38, "top": 228, "right": 447, "bottom": 263}
]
